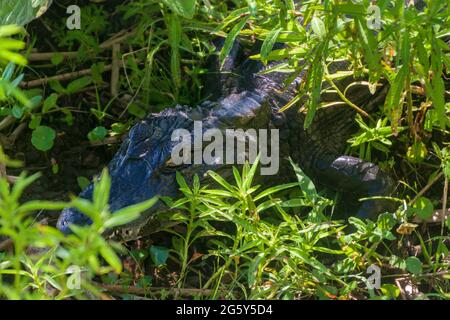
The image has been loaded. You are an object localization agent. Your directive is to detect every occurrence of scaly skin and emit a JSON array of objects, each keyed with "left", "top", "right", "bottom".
[{"left": 57, "top": 41, "right": 395, "bottom": 239}]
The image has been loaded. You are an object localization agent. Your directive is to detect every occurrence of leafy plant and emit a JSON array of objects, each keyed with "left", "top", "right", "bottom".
[
  {"left": 0, "top": 0, "right": 448, "bottom": 301},
  {"left": 0, "top": 150, "right": 157, "bottom": 299},
  {"left": 152, "top": 159, "right": 448, "bottom": 299},
  {"left": 348, "top": 114, "right": 405, "bottom": 161}
]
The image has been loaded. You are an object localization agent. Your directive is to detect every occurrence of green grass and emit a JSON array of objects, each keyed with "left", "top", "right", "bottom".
[{"left": 0, "top": 0, "right": 449, "bottom": 300}]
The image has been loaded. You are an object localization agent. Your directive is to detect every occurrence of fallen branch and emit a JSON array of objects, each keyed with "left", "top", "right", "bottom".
[
  {"left": 96, "top": 283, "right": 216, "bottom": 297},
  {"left": 6, "top": 175, "right": 18, "bottom": 183},
  {"left": 99, "top": 30, "right": 135, "bottom": 50},
  {"left": 27, "top": 51, "right": 78, "bottom": 62},
  {"left": 0, "top": 157, "right": 5, "bottom": 180},
  {"left": 21, "top": 64, "right": 114, "bottom": 89},
  {"left": 88, "top": 136, "right": 123, "bottom": 147},
  {"left": 111, "top": 43, "right": 121, "bottom": 97},
  {"left": 442, "top": 176, "right": 448, "bottom": 235},
  {"left": 0, "top": 116, "right": 16, "bottom": 131},
  {"left": 384, "top": 271, "right": 449, "bottom": 279},
  {"left": 8, "top": 122, "right": 27, "bottom": 145},
  {"left": 27, "top": 29, "right": 135, "bottom": 62}
]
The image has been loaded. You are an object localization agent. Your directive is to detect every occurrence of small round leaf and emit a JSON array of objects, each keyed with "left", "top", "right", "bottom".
[
  {"left": 88, "top": 126, "right": 107, "bottom": 142},
  {"left": 149, "top": 246, "right": 169, "bottom": 266},
  {"left": 405, "top": 256, "right": 422, "bottom": 275},
  {"left": 31, "top": 125, "right": 56, "bottom": 152}
]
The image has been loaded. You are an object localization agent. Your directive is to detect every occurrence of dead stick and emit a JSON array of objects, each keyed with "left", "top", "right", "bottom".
[
  {"left": 0, "top": 140, "right": 6, "bottom": 179},
  {"left": 111, "top": 43, "right": 121, "bottom": 97},
  {"left": 0, "top": 116, "right": 16, "bottom": 131},
  {"left": 442, "top": 175, "right": 448, "bottom": 235},
  {"left": 96, "top": 283, "right": 216, "bottom": 297},
  {"left": 21, "top": 64, "right": 114, "bottom": 89},
  {"left": 9, "top": 122, "right": 27, "bottom": 145},
  {"left": 88, "top": 136, "right": 122, "bottom": 147},
  {"left": 6, "top": 175, "right": 18, "bottom": 184},
  {"left": 27, "top": 30, "right": 135, "bottom": 62},
  {"left": 99, "top": 30, "right": 135, "bottom": 49},
  {"left": 0, "top": 162, "right": 5, "bottom": 180},
  {"left": 27, "top": 51, "right": 78, "bottom": 61}
]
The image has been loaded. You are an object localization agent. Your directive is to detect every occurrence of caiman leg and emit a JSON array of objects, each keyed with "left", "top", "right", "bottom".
[{"left": 314, "top": 155, "right": 395, "bottom": 219}]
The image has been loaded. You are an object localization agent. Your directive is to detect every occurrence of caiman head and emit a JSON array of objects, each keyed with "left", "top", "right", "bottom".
[
  {"left": 57, "top": 39, "right": 298, "bottom": 239},
  {"left": 57, "top": 91, "right": 279, "bottom": 239},
  {"left": 58, "top": 107, "right": 201, "bottom": 239},
  {"left": 57, "top": 41, "right": 288, "bottom": 239}
]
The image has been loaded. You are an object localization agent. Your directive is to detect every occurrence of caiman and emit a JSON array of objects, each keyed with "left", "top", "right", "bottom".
[{"left": 57, "top": 41, "right": 395, "bottom": 239}]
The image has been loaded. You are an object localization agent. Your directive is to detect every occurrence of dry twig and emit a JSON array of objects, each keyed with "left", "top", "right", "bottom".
[{"left": 97, "top": 283, "right": 216, "bottom": 297}]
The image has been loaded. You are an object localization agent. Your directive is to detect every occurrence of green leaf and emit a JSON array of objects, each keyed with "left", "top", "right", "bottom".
[
  {"left": 162, "top": 0, "right": 196, "bottom": 19},
  {"left": 128, "top": 104, "right": 146, "bottom": 118},
  {"left": 104, "top": 197, "right": 158, "bottom": 229},
  {"left": 207, "top": 170, "right": 237, "bottom": 193},
  {"left": 111, "top": 122, "right": 126, "bottom": 134},
  {"left": 49, "top": 80, "right": 66, "bottom": 94},
  {"left": 51, "top": 52, "right": 64, "bottom": 66},
  {"left": 168, "top": 14, "right": 182, "bottom": 90},
  {"left": 410, "top": 197, "right": 434, "bottom": 220},
  {"left": 219, "top": 16, "right": 249, "bottom": 68},
  {"left": 2, "top": 62, "right": 15, "bottom": 80},
  {"left": 311, "top": 16, "right": 326, "bottom": 40},
  {"left": 0, "top": 25, "right": 23, "bottom": 38},
  {"left": 430, "top": 40, "right": 446, "bottom": 128},
  {"left": 380, "top": 284, "right": 400, "bottom": 299},
  {"left": 304, "top": 43, "right": 326, "bottom": 129},
  {"left": 28, "top": 95, "right": 42, "bottom": 110},
  {"left": 149, "top": 246, "right": 169, "bottom": 266},
  {"left": 10, "top": 73, "right": 24, "bottom": 88},
  {"left": 0, "top": 49, "right": 27, "bottom": 66},
  {"left": 0, "top": 0, "right": 52, "bottom": 26},
  {"left": 130, "top": 249, "right": 148, "bottom": 262},
  {"left": 384, "top": 65, "right": 408, "bottom": 129},
  {"left": 88, "top": 126, "right": 107, "bottom": 142},
  {"left": 66, "top": 76, "right": 92, "bottom": 94},
  {"left": 246, "top": 0, "right": 257, "bottom": 16},
  {"left": 260, "top": 27, "right": 282, "bottom": 64},
  {"left": 405, "top": 256, "right": 422, "bottom": 275},
  {"left": 137, "top": 275, "right": 153, "bottom": 288},
  {"left": 42, "top": 93, "right": 58, "bottom": 113},
  {"left": 406, "top": 142, "right": 428, "bottom": 164},
  {"left": 288, "top": 157, "right": 317, "bottom": 199},
  {"left": 77, "top": 176, "right": 91, "bottom": 190},
  {"left": 334, "top": 3, "right": 365, "bottom": 15},
  {"left": 31, "top": 125, "right": 56, "bottom": 152},
  {"left": 11, "top": 105, "right": 23, "bottom": 119},
  {"left": 28, "top": 115, "right": 41, "bottom": 129},
  {"left": 100, "top": 245, "right": 122, "bottom": 273},
  {"left": 254, "top": 182, "right": 298, "bottom": 201},
  {"left": 175, "top": 171, "right": 190, "bottom": 190},
  {"left": 17, "top": 200, "right": 67, "bottom": 213},
  {"left": 93, "top": 168, "right": 111, "bottom": 211},
  {"left": 355, "top": 17, "right": 380, "bottom": 82}
]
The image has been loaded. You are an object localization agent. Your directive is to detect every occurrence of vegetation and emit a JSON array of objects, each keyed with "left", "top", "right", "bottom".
[{"left": 0, "top": 0, "right": 449, "bottom": 299}]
